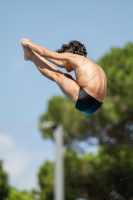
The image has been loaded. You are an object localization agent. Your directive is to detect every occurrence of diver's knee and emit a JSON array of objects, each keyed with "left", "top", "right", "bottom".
[{"left": 51, "top": 71, "right": 64, "bottom": 82}]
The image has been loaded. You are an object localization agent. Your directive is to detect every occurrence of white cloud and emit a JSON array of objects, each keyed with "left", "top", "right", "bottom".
[
  {"left": 0, "top": 134, "right": 15, "bottom": 149},
  {"left": 0, "top": 133, "right": 98, "bottom": 191},
  {"left": 0, "top": 133, "right": 54, "bottom": 191}
]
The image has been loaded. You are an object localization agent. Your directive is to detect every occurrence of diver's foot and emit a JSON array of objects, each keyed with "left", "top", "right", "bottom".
[{"left": 21, "top": 45, "right": 32, "bottom": 61}]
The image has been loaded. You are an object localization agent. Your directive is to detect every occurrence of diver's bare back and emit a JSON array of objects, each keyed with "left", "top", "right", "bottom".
[{"left": 74, "top": 57, "right": 107, "bottom": 102}]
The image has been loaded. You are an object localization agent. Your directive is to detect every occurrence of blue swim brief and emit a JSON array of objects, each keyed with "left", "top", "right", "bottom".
[{"left": 75, "top": 88, "right": 103, "bottom": 115}]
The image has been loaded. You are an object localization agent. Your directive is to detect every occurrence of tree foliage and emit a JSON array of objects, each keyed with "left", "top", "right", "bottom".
[
  {"left": 39, "top": 96, "right": 87, "bottom": 141},
  {"left": 37, "top": 146, "right": 133, "bottom": 200},
  {"left": 97, "top": 42, "right": 133, "bottom": 144},
  {"left": 38, "top": 161, "right": 54, "bottom": 200},
  {"left": 39, "top": 43, "right": 133, "bottom": 145},
  {"left": 0, "top": 160, "right": 9, "bottom": 200},
  {"left": 38, "top": 43, "right": 133, "bottom": 200},
  {"left": 0, "top": 160, "right": 37, "bottom": 200},
  {"left": 5, "top": 187, "right": 37, "bottom": 200}
]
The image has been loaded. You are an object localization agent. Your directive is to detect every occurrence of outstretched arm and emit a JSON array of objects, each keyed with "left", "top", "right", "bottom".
[
  {"left": 20, "top": 38, "right": 84, "bottom": 72},
  {"left": 45, "top": 58, "right": 73, "bottom": 72},
  {"left": 20, "top": 38, "right": 82, "bottom": 70},
  {"left": 37, "top": 56, "right": 73, "bottom": 72},
  {"left": 32, "top": 51, "right": 73, "bottom": 72},
  {"left": 45, "top": 57, "right": 64, "bottom": 67},
  {"left": 20, "top": 38, "right": 72, "bottom": 60}
]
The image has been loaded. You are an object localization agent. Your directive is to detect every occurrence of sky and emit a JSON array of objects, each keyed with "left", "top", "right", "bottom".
[{"left": 0, "top": 0, "right": 133, "bottom": 191}]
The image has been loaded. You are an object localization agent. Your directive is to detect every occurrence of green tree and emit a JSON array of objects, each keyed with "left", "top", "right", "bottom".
[
  {"left": 97, "top": 42, "right": 133, "bottom": 144},
  {"left": 39, "top": 42, "right": 133, "bottom": 145},
  {"left": 38, "top": 42, "right": 133, "bottom": 200},
  {"left": 0, "top": 160, "right": 9, "bottom": 200},
  {"left": 5, "top": 187, "right": 37, "bottom": 200},
  {"left": 38, "top": 161, "right": 54, "bottom": 200},
  {"left": 39, "top": 96, "right": 87, "bottom": 143},
  {"left": 38, "top": 146, "right": 133, "bottom": 200},
  {"left": 84, "top": 145, "right": 133, "bottom": 199}
]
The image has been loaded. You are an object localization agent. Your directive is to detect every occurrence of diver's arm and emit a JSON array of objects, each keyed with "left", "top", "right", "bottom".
[{"left": 45, "top": 58, "right": 64, "bottom": 67}]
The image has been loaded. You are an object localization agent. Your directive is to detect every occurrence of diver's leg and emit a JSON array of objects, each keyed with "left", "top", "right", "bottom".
[{"left": 22, "top": 46, "right": 80, "bottom": 104}]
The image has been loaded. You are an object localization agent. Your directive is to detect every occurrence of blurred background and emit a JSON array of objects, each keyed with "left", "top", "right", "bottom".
[{"left": 0, "top": 1, "right": 133, "bottom": 200}]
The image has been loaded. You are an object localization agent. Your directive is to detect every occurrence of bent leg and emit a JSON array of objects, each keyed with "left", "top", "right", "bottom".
[{"left": 22, "top": 46, "right": 80, "bottom": 104}]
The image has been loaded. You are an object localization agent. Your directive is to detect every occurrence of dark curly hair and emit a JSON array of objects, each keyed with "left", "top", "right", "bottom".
[{"left": 56, "top": 40, "right": 87, "bottom": 57}]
